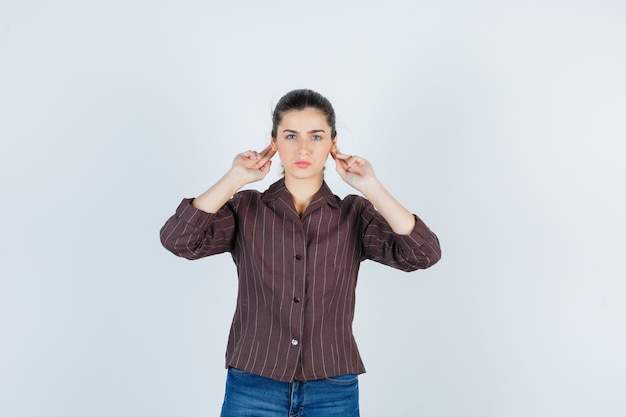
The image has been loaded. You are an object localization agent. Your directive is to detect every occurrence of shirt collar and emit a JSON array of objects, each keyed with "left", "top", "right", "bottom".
[{"left": 262, "top": 178, "right": 340, "bottom": 209}]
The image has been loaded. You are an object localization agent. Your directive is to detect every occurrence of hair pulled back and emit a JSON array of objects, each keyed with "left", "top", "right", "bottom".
[{"left": 271, "top": 89, "right": 337, "bottom": 139}]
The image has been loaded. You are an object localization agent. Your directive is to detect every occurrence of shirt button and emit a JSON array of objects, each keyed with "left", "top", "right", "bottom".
[
  {"left": 291, "top": 339, "right": 299, "bottom": 346},
  {"left": 293, "top": 297, "right": 301, "bottom": 303},
  {"left": 295, "top": 255, "right": 303, "bottom": 260}
]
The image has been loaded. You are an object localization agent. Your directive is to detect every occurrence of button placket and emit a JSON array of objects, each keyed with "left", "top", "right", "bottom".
[{"left": 288, "top": 223, "right": 306, "bottom": 356}]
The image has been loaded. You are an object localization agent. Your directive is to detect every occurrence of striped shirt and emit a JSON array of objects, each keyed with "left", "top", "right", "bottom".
[{"left": 160, "top": 178, "right": 441, "bottom": 382}]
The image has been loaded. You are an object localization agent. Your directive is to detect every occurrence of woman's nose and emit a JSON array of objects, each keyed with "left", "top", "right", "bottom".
[{"left": 297, "top": 140, "right": 310, "bottom": 154}]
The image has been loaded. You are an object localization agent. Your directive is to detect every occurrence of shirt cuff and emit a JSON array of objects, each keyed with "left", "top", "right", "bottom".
[
  {"left": 394, "top": 214, "right": 433, "bottom": 247},
  {"left": 173, "top": 198, "right": 216, "bottom": 230}
]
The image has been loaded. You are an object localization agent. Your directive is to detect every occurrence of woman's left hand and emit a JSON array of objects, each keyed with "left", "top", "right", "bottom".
[
  {"left": 332, "top": 148, "right": 417, "bottom": 235},
  {"left": 331, "top": 148, "right": 376, "bottom": 191}
]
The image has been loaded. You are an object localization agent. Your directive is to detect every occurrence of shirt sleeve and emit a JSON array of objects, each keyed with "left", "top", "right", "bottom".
[
  {"left": 357, "top": 197, "right": 442, "bottom": 272},
  {"left": 159, "top": 197, "right": 238, "bottom": 260}
]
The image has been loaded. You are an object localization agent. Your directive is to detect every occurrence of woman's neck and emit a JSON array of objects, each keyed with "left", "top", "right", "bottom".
[{"left": 284, "top": 175, "right": 323, "bottom": 216}]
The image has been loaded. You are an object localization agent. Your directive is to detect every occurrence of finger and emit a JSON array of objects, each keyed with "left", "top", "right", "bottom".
[
  {"left": 333, "top": 156, "right": 349, "bottom": 174},
  {"left": 341, "top": 154, "right": 356, "bottom": 166},
  {"left": 334, "top": 150, "right": 359, "bottom": 166},
  {"left": 333, "top": 149, "right": 351, "bottom": 160},
  {"left": 257, "top": 146, "right": 276, "bottom": 167},
  {"left": 344, "top": 155, "right": 366, "bottom": 172},
  {"left": 238, "top": 150, "right": 257, "bottom": 162},
  {"left": 259, "top": 159, "right": 272, "bottom": 173},
  {"left": 263, "top": 146, "right": 277, "bottom": 159},
  {"left": 259, "top": 144, "right": 273, "bottom": 156}
]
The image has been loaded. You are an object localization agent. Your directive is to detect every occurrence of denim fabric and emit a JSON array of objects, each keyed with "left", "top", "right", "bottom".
[{"left": 220, "top": 368, "right": 360, "bottom": 417}]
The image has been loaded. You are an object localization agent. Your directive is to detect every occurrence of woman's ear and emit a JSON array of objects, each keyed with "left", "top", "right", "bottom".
[
  {"left": 331, "top": 138, "right": 338, "bottom": 152},
  {"left": 270, "top": 138, "right": 278, "bottom": 151}
]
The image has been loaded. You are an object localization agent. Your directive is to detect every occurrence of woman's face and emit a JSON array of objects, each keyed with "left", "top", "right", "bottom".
[{"left": 271, "top": 108, "right": 336, "bottom": 181}]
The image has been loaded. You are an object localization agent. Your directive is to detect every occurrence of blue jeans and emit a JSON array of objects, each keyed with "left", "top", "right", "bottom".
[{"left": 220, "top": 368, "right": 360, "bottom": 417}]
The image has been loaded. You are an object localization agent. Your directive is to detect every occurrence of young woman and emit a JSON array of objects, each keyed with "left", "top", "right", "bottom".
[{"left": 160, "top": 89, "right": 441, "bottom": 416}]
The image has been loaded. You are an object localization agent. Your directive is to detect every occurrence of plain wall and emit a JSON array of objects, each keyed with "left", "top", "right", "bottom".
[{"left": 1, "top": 1, "right": 625, "bottom": 416}]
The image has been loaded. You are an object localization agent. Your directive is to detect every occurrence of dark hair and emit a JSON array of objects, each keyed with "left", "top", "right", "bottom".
[{"left": 271, "top": 89, "right": 337, "bottom": 139}]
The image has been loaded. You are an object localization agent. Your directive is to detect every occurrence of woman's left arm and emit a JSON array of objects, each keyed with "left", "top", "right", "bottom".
[{"left": 332, "top": 149, "right": 416, "bottom": 235}]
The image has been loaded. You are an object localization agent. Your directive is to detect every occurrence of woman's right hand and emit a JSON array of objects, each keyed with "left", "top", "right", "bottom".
[
  {"left": 191, "top": 145, "right": 276, "bottom": 213},
  {"left": 230, "top": 145, "right": 276, "bottom": 184}
]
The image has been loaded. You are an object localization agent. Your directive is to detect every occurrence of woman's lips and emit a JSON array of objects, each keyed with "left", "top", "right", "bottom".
[{"left": 295, "top": 161, "right": 311, "bottom": 168}]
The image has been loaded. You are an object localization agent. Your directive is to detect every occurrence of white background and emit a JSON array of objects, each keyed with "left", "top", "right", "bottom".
[{"left": 1, "top": 1, "right": 625, "bottom": 416}]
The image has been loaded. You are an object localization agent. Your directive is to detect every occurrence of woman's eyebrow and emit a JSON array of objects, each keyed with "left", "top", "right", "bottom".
[{"left": 282, "top": 129, "right": 326, "bottom": 134}]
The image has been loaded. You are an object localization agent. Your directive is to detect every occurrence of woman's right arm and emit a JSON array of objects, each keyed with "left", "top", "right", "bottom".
[
  {"left": 191, "top": 145, "right": 275, "bottom": 213},
  {"left": 160, "top": 146, "right": 275, "bottom": 259}
]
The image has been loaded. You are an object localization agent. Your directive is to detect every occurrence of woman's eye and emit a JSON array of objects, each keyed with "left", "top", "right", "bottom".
[
  {"left": 312, "top": 135, "right": 322, "bottom": 141},
  {"left": 286, "top": 134, "right": 296, "bottom": 140}
]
